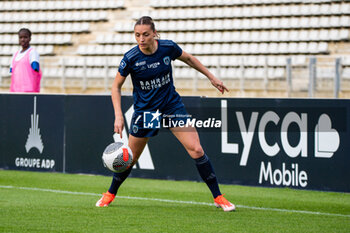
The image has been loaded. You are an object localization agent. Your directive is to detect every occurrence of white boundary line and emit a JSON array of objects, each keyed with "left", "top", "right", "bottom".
[{"left": 1, "top": 185, "right": 349, "bottom": 218}]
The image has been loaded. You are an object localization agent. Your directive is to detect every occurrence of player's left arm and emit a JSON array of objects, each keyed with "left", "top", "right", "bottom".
[
  {"left": 31, "top": 62, "right": 39, "bottom": 72},
  {"left": 177, "top": 51, "right": 229, "bottom": 94},
  {"left": 29, "top": 49, "right": 40, "bottom": 72}
]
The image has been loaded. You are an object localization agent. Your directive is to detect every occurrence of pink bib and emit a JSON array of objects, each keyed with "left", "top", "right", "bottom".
[{"left": 10, "top": 48, "right": 42, "bottom": 93}]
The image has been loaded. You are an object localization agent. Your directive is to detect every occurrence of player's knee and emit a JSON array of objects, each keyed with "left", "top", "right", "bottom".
[{"left": 188, "top": 145, "right": 204, "bottom": 159}]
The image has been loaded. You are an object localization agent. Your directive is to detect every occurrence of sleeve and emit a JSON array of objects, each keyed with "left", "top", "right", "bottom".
[
  {"left": 29, "top": 48, "right": 40, "bottom": 64},
  {"left": 170, "top": 41, "right": 183, "bottom": 60},
  {"left": 31, "top": 62, "right": 39, "bottom": 71},
  {"left": 9, "top": 52, "right": 15, "bottom": 73},
  {"left": 29, "top": 48, "right": 40, "bottom": 71},
  {"left": 118, "top": 56, "right": 131, "bottom": 77}
]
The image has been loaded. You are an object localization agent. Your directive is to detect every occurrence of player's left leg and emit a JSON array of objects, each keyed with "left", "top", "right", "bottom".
[
  {"left": 170, "top": 126, "right": 235, "bottom": 211},
  {"left": 107, "top": 135, "right": 149, "bottom": 194}
]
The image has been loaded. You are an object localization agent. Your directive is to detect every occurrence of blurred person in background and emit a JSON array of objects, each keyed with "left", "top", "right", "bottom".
[{"left": 10, "top": 28, "right": 42, "bottom": 93}]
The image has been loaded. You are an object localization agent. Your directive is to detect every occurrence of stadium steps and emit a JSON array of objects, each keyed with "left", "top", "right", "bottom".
[{"left": 0, "top": 0, "right": 349, "bottom": 99}]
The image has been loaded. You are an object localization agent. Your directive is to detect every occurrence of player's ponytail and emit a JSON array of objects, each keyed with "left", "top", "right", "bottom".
[{"left": 135, "top": 16, "right": 160, "bottom": 39}]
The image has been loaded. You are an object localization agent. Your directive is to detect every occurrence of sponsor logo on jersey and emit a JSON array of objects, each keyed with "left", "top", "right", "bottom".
[
  {"left": 139, "top": 73, "right": 171, "bottom": 90},
  {"left": 135, "top": 61, "right": 146, "bottom": 66},
  {"left": 147, "top": 62, "right": 161, "bottom": 69}
]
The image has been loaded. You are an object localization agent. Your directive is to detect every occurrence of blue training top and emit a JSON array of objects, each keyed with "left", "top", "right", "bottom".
[{"left": 118, "top": 39, "right": 184, "bottom": 112}]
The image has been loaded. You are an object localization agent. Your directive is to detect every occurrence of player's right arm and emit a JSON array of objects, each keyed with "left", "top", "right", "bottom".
[{"left": 111, "top": 72, "right": 127, "bottom": 137}]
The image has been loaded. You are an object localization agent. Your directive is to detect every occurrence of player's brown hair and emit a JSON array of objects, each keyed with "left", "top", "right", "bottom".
[{"left": 135, "top": 16, "right": 156, "bottom": 31}]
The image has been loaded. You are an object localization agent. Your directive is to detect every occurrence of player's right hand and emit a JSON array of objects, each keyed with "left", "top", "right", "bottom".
[{"left": 114, "top": 116, "right": 124, "bottom": 137}]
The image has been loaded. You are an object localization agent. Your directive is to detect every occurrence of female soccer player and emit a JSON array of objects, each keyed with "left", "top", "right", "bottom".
[
  {"left": 10, "top": 28, "right": 42, "bottom": 93},
  {"left": 96, "top": 16, "right": 235, "bottom": 212}
]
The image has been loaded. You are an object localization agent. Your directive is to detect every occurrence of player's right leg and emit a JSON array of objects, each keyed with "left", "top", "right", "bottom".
[{"left": 96, "top": 135, "right": 149, "bottom": 207}]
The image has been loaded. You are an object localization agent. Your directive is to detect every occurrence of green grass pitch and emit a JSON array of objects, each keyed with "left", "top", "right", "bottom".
[{"left": 0, "top": 170, "right": 349, "bottom": 233}]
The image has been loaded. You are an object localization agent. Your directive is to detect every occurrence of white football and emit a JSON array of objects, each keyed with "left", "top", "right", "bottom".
[{"left": 102, "top": 142, "right": 133, "bottom": 173}]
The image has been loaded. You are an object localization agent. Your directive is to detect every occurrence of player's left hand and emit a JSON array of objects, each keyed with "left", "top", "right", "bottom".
[{"left": 211, "top": 77, "right": 229, "bottom": 94}]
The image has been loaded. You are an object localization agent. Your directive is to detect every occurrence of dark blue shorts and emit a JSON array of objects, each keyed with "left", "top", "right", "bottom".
[{"left": 129, "top": 106, "right": 191, "bottom": 138}]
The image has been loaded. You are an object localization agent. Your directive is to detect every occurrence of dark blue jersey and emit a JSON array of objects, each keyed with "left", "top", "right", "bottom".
[{"left": 118, "top": 40, "right": 184, "bottom": 112}]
